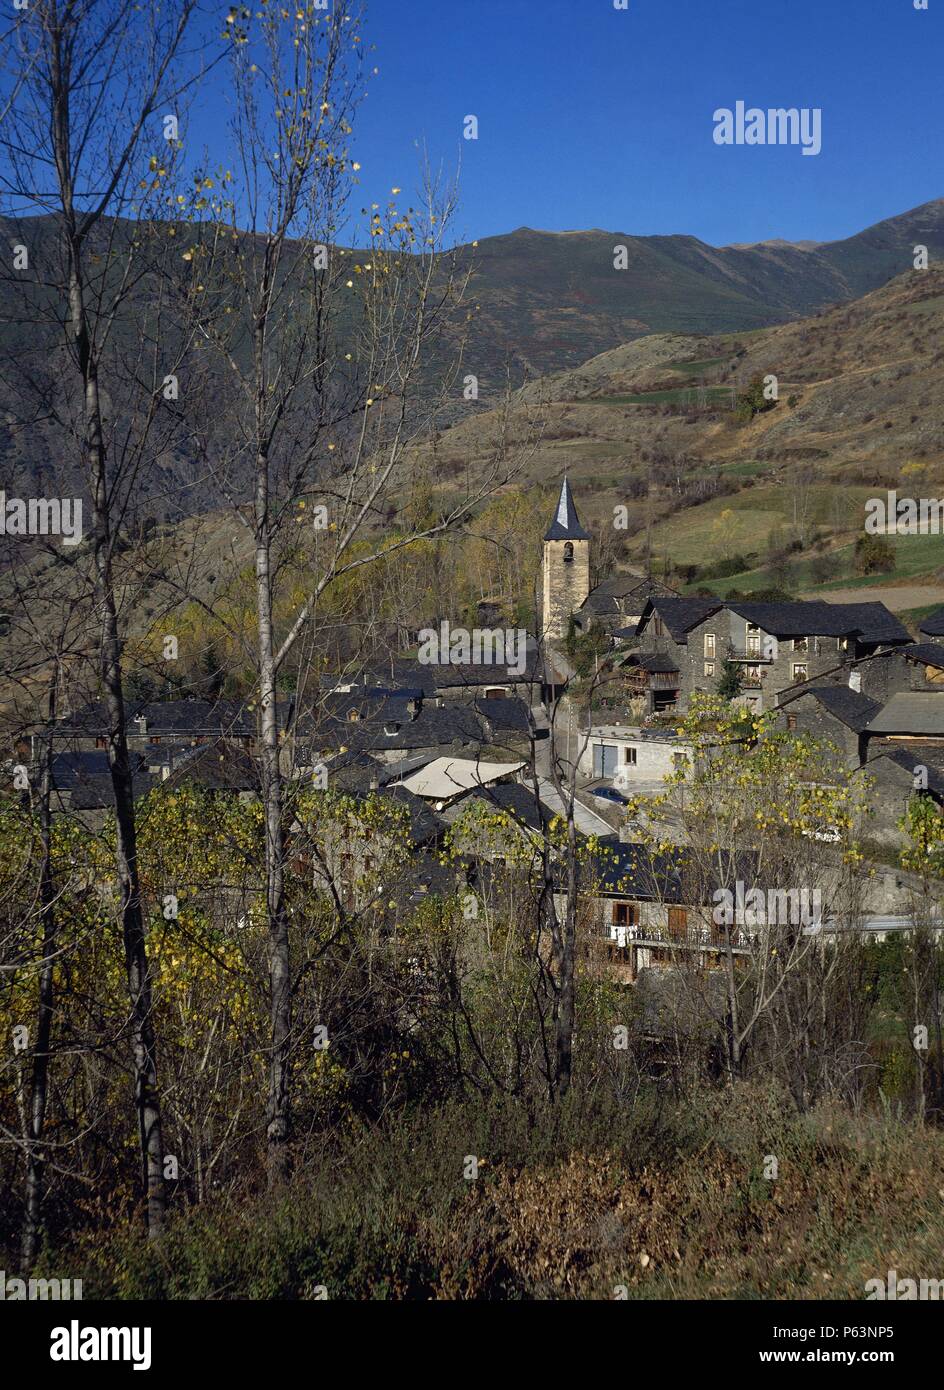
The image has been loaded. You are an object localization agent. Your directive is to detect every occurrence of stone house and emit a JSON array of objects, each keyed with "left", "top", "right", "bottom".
[
  {"left": 776, "top": 685, "right": 881, "bottom": 763},
  {"left": 629, "top": 597, "right": 909, "bottom": 714},
  {"left": 575, "top": 573, "right": 678, "bottom": 637},
  {"left": 776, "top": 680, "right": 944, "bottom": 848},
  {"left": 577, "top": 840, "right": 753, "bottom": 984},
  {"left": 39, "top": 699, "right": 258, "bottom": 760},
  {"left": 851, "top": 642, "right": 944, "bottom": 705},
  {"left": 858, "top": 743, "right": 944, "bottom": 847}
]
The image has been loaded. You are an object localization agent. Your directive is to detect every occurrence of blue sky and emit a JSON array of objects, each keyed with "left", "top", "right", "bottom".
[{"left": 344, "top": 0, "right": 942, "bottom": 248}]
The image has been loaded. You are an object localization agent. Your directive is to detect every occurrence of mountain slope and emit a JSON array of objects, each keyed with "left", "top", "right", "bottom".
[
  {"left": 450, "top": 198, "right": 944, "bottom": 387},
  {"left": 418, "top": 261, "right": 944, "bottom": 598},
  {"left": 2, "top": 198, "right": 944, "bottom": 517}
]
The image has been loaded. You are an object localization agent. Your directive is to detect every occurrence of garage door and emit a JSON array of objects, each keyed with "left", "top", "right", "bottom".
[{"left": 593, "top": 743, "right": 618, "bottom": 778}]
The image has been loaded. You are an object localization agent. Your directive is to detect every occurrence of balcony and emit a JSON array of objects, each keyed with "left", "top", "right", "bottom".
[
  {"left": 605, "top": 924, "right": 754, "bottom": 951},
  {"left": 724, "top": 648, "right": 773, "bottom": 663}
]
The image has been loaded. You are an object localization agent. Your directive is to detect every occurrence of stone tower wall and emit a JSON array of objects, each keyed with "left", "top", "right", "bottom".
[{"left": 542, "top": 538, "right": 590, "bottom": 639}]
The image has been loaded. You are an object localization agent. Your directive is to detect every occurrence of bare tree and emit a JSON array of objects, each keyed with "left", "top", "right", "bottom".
[
  {"left": 0, "top": 0, "right": 209, "bottom": 1235},
  {"left": 180, "top": 3, "right": 522, "bottom": 1180}
]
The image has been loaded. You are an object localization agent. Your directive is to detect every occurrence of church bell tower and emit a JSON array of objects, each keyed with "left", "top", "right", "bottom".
[{"left": 541, "top": 477, "right": 591, "bottom": 640}]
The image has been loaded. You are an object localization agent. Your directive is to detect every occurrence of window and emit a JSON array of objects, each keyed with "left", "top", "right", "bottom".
[
  {"left": 792, "top": 637, "right": 808, "bottom": 653},
  {"left": 704, "top": 661, "right": 715, "bottom": 677},
  {"left": 95, "top": 736, "right": 107, "bottom": 749},
  {"left": 744, "top": 665, "right": 762, "bottom": 686},
  {"left": 746, "top": 623, "right": 761, "bottom": 656},
  {"left": 786, "top": 715, "right": 797, "bottom": 730},
  {"left": 792, "top": 663, "right": 808, "bottom": 682},
  {"left": 563, "top": 542, "right": 574, "bottom": 563},
  {"left": 614, "top": 902, "right": 639, "bottom": 927},
  {"left": 837, "top": 637, "right": 848, "bottom": 652},
  {"left": 623, "top": 747, "right": 637, "bottom": 765},
  {"left": 704, "top": 632, "right": 716, "bottom": 657},
  {"left": 149, "top": 736, "right": 161, "bottom": 746},
  {"left": 652, "top": 616, "right": 665, "bottom": 637}
]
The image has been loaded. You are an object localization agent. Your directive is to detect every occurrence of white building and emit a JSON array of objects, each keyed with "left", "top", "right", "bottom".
[{"left": 578, "top": 726, "right": 690, "bottom": 790}]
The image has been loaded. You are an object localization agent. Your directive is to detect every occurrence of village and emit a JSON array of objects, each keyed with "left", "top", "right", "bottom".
[{"left": 24, "top": 477, "right": 944, "bottom": 1015}]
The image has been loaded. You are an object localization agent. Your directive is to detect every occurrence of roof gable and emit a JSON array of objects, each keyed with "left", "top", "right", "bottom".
[{"left": 636, "top": 597, "right": 721, "bottom": 642}]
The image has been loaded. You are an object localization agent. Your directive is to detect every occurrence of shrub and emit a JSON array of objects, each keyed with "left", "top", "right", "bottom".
[{"left": 854, "top": 534, "right": 895, "bottom": 575}]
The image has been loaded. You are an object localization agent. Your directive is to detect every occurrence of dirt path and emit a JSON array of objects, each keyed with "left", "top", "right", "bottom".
[{"left": 815, "top": 585, "right": 944, "bottom": 612}]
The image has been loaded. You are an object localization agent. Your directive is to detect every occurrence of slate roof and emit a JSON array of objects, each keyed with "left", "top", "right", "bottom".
[
  {"left": 635, "top": 597, "right": 909, "bottom": 646},
  {"left": 473, "top": 696, "right": 534, "bottom": 735},
  {"left": 449, "top": 781, "right": 553, "bottom": 835},
  {"left": 305, "top": 696, "right": 488, "bottom": 756},
  {"left": 817, "top": 602, "right": 910, "bottom": 645},
  {"left": 51, "top": 749, "right": 156, "bottom": 810},
  {"left": 67, "top": 766, "right": 154, "bottom": 809},
  {"left": 727, "top": 600, "right": 909, "bottom": 644},
  {"left": 320, "top": 750, "right": 387, "bottom": 793},
  {"left": 584, "top": 840, "right": 695, "bottom": 904},
  {"left": 866, "top": 692, "right": 944, "bottom": 737},
  {"left": 376, "top": 785, "right": 445, "bottom": 845},
  {"left": 323, "top": 659, "right": 438, "bottom": 699},
  {"left": 620, "top": 650, "right": 681, "bottom": 674},
  {"left": 138, "top": 699, "right": 256, "bottom": 736},
  {"left": 544, "top": 477, "right": 592, "bottom": 541},
  {"left": 163, "top": 741, "right": 259, "bottom": 793},
  {"left": 635, "top": 598, "right": 721, "bottom": 642},
  {"left": 863, "top": 741, "right": 944, "bottom": 798},
  {"left": 779, "top": 684, "right": 881, "bottom": 732},
  {"left": 55, "top": 699, "right": 256, "bottom": 739},
  {"left": 311, "top": 690, "right": 414, "bottom": 726},
  {"left": 583, "top": 839, "right": 759, "bottom": 905},
  {"left": 304, "top": 771, "right": 445, "bottom": 845},
  {"left": 582, "top": 574, "right": 677, "bottom": 617},
  {"left": 51, "top": 749, "right": 123, "bottom": 789},
  {"left": 919, "top": 607, "right": 944, "bottom": 638},
  {"left": 901, "top": 642, "right": 944, "bottom": 669},
  {"left": 389, "top": 851, "right": 461, "bottom": 907},
  {"left": 431, "top": 643, "right": 546, "bottom": 689}
]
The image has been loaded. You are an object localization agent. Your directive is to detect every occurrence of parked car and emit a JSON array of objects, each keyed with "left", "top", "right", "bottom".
[{"left": 590, "top": 785, "right": 629, "bottom": 806}]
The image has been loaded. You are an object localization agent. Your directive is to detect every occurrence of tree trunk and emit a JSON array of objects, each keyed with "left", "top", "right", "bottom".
[
  {"left": 255, "top": 458, "right": 293, "bottom": 1184},
  {"left": 21, "top": 681, "right": 58, "bottom": 1270},
  {"left": 71, "top": 269, "right": 166, "bottom": 1236},
  {"left": 554, "top": 813, "right": 579, "bottom": 1099}
]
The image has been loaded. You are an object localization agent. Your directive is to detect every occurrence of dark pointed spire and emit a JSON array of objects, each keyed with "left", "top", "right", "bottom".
[{"left": 544, "top": 476, "right": 591, "bottom": 541}]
